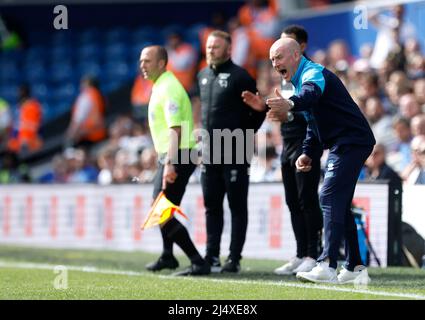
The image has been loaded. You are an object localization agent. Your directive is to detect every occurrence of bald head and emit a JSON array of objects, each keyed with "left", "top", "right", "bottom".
[
  {"left": 269, "top": 38, "right": 302, "bottom": 82},
  {"left": 139, "top": 45, "right": 168, "bottom": 82},
  {"left": 270, "top": 38, "right": 301, "bottom": 55}
]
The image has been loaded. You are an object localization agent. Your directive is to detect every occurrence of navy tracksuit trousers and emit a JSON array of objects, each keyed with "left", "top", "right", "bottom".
[{"left": 317, "top": 144, "right": 373, "bottom": 271}]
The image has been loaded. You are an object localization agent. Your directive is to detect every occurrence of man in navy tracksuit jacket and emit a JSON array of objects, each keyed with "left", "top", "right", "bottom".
[{"left": 243, "top": 38, "right": 375, "bottom": 284}]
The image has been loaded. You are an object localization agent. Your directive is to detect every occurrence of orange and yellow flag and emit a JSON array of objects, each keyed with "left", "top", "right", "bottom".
[{"left": 141, "top": 191, "right": 188, "bottom": 230}]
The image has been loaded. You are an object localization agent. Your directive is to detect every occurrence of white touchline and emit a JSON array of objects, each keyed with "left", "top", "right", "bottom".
[{"left": 1, "top": 260, "right": 424, "bottom": 300}]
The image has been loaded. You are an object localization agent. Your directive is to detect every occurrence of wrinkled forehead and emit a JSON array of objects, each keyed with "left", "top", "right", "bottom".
[{"left": 269, "top": 43, "right": 287, "bottom": 59}]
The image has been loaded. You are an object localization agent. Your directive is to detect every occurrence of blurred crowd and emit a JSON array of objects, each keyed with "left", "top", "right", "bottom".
[{"left": 0, "top": 1, "right": 424, "bottom": 186}]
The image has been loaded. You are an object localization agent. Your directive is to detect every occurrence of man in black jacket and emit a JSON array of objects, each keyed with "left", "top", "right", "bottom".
[{"left": 197, "top": 30, "right": 266, "bottom": 273}]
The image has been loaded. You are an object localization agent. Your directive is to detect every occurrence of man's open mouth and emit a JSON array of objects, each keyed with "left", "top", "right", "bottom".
[{"left": 280, "top": 68, "right": 287, "bottom": 76}]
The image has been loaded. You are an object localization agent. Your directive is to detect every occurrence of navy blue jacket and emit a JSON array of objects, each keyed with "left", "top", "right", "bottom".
[{"left": 288, "top": 56, "right": 376, "bottom": 157}]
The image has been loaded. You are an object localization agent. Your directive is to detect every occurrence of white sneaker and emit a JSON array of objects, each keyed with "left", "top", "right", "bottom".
[
  {"left": 338, "top": 265, "right": 371, "bottom": 285},
  {"left": 292, "top": 257, "right": 317, "bottom": 274},
  {"left": 274, "top": 257, "right": 303, "bottom": 275},
  {"left": 296, "top": 261, "right": 338, "bottom": 284}
]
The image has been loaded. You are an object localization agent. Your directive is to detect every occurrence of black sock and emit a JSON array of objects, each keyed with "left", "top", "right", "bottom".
[
  {"left": 160, "top": 226, "right": 173, "bottom": 257},
  {"left": 163, "top": 218, "right": 203, "bottom": 264}
]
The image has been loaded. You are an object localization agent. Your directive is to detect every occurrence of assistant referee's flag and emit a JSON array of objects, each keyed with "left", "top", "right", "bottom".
[{"left": 141, "top": 191, "right": 188, "bottom": 230}]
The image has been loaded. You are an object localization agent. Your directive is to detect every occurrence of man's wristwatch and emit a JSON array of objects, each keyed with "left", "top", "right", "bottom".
[{"left": 287, "top": 99, "right": 295, "bottom": 110}]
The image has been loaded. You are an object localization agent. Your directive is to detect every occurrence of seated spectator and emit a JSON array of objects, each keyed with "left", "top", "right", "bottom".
[
  {"left": 65, "top": 147, "right": 99, "bottom": 183},
  {"left": 137, "top": 147, "right": 158, "bottom": 183},
  {"left": 398, "top": 93, "right": 422, "bottom": 120},
  {"left": 111, "top": 149, "right": 133, "bottom": 184},
  {"left": 130, "top": 74, "right": 152, "bottom": 124},
  {"left": 401, "top": 135, "right": 425, "bottom": 184},
  {"left": 364, "top": 96, "right": 397, "bottom": 151},
  {"left": 38, "top": 154, "right": 68, "bottom": 183},
  {"left": 406, "top": 53, "right": 425, "bottom": 80},
  {"left": 311, "top": 49, "right": 328, "bottom": 67},
  {"left": 327, "top": 39, "right": 354, "bottom": 71},
  {"left": 0, "top": 97, "right": 12, "bottom": 146},
  {"left": 7, "top": 85, "right": 43, "bottom": 154},
  {"left": 104, "top": 115, "right": 134, "bottom": 150},
  {"left": 387, "top": 116, "right": 413, "bottom": 173},
  {"left": 65, "top": 76, "right": 107, "bottom": 149},
  {"left": 411, "top": 114, "right": 425, "bottom": 137},
  {"left": 413, "top": 78, "right": 425, "bottom": 109},
  {"left": 249, "top": 144, "right": 281, "bottom": 182},
  {"left": 97, "top": 146, "right": 117, "bottom": 186},
  {"left": 364, "top": 143, "right": 402, "bottom": 187},
  {"left": 385, "top": 70, "right": 411, "bottom": 112},
  {"left": 118, "top": 122, "right": 153, "bottom": 165}
]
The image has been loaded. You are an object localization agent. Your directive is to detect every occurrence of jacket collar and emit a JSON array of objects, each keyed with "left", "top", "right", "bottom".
[
  {"left": 210, "top": 59, "right": 233, "bottom": 74},
  {"left": 291, "top": 55, "right": 307, "bottom": 86}
]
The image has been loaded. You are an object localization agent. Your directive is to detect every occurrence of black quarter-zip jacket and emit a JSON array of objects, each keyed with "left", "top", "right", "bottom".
[{"left": 197, "top": 59, "right": 266, "bottom": 164}]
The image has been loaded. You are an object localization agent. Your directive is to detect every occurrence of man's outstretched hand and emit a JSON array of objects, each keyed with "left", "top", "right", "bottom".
[{"left": 241, "top": 91, "right": 267, "bottom": 112}]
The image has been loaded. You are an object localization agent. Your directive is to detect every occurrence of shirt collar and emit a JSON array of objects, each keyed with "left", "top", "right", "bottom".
[{"left": 291, "top": 55, "right": 307, "bottom": 86}]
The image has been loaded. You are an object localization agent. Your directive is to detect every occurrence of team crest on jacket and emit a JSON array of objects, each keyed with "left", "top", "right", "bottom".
[
  {"left": 218, "top": 73, "right": 230, "bottom": 88},
  {"left": 201, "top": 78, "right": 208, "bottom": 85}
]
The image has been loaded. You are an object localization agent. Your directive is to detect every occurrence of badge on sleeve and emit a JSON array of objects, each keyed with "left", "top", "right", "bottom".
[{"left": 166, "top": 100, "right": 179, "bottom": 115}]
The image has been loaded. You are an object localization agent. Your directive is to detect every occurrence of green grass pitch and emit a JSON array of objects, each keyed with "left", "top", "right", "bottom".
[{"left": 1, "top": 245, "right": 425, "bottom": 300}]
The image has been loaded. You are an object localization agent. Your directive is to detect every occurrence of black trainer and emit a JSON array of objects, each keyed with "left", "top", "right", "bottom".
[
  {"left": 221, "top": 258, "right": 240, "bottom": 273},
  {"left": 173, "top": 261, "right": 211, "bottom": 276},
  {"left": 146, "top": 255, "right": 179, "bottom": 272},
  {"left": 205, "top": 256, "right": 222, "bottom": 273}
]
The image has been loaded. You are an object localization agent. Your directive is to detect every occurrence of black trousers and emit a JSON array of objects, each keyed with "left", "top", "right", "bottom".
[
  {"left": 152, "top": 152, "right": 196, "bottom": 257},
  {"left": 281, "top": 140, "right": 323, "bottom": 259},
  {"left": 200, "top": 163, "right": 250, "bottom": 261}
]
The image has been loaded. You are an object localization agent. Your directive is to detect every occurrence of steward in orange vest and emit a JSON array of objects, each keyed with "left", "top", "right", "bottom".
[
  {"left": 165, "top": 32, "right": 197, "bottom": 94},
  {"left": 131, "top": 74, "right": 152, "bottom": 122},
  {"left": 7, "top": 85, "right": 43, "bottom": 154},
  {"left": 66, "top": 77, "right": 106, "bottom": 147}
]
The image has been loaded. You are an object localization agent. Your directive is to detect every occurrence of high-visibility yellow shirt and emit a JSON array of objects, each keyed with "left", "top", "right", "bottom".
[{"left": 148, "top": 71, "right": 196, "bottom": 154}]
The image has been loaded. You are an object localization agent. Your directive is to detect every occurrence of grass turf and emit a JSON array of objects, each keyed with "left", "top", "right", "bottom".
[{"left": 1, "top": 245, "right": 425, "bottom": 300}]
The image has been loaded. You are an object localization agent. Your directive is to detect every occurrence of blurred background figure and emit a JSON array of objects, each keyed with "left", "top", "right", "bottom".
[
  {"left": 238, "top": 0, "right": 280, "bottom": 61},
  {"left": 130, "top": 74, "right": 152, "bottom": 124},
  {"left": 387, "top": 116, "right": 413, "bottom": 173},
  {"left": 364, "top": 143, "right": 402, "bottom": 187},
  {"left": 64, "top": 147, "right": 98, "bottom": 183},
  {"left": 7, "top": 84, "right": 43, "bottom": 155},
  {"left": 401, "top": 135, "right": 425, "bottom": 185},
  {"left": 96, "top": 146, "right": 117, "bottom": 186},
  {"left": 0, "top": 151, "right": 31, "bottom": 183},
  {"left": 0, "top": 97, "right": 12, "bottom": 147},
  {"left": 137, "top": 147, "right": 158, "bottom": 184},
  {"left": 165, "top": 30, "right": 198, "bottom": 95},
  {"left": 65, "top": 76, "right": 107, "bottom": 149},
  {"left": 37, "top": 153, "right": 68, "bottom": 183}
]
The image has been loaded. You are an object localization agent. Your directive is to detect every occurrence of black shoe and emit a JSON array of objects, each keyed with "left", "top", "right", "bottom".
[
  {"left": 221, "top": 258, "right": 240, "bottom": 273},
  {"left": 146, "top": 255, "right": 179, "bottom": 272},
  {"left": 205, "top": 256, "right": 222, "bottom": 273},
  {"left": 173, "top": 261, "right": 211, "bottom": 276}
]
